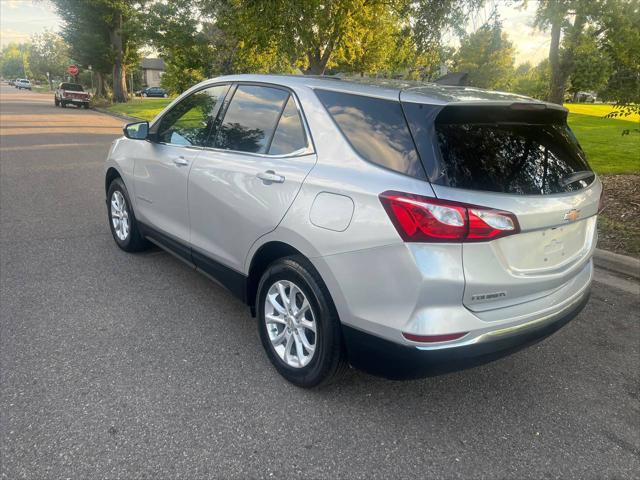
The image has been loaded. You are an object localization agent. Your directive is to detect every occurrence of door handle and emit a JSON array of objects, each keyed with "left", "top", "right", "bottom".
[
  {"left": 173, "top": 156, "right": 189, "bottom": 166},
  {"left": 257, "top": 170, "right": 285, "bottom": 184}
]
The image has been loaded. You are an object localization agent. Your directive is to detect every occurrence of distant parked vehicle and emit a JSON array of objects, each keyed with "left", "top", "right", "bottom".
[
  {"left": 54, "top": 82, "right": 91, "bottom": 109},
  {"left": 15, "top": 79, "right": 32, "bottom": 90},
  {"left": 137, "top": 86, "right": 168, "bottom": 98},
  {"left": 8, "top": 79, "right": 15, "bottom": 86}
]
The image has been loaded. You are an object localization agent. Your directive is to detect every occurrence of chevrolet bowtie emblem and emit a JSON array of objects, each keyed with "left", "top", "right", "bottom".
[{"left": 563, "top": 209, "right": 581, "bottom": 222}]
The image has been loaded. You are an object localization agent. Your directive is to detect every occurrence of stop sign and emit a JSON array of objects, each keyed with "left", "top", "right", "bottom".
[{"left": 68, "top": 64, "right": 79, "bottom": 76}]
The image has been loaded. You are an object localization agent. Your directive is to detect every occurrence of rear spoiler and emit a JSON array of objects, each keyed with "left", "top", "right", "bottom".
[{"left": 433, "top": 103, "right": 568, "bottom": 124}]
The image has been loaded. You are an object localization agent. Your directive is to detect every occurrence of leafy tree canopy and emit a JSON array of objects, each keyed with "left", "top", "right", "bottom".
[{"left": 453, "top": 22, "right": 515, "bottom": 90}]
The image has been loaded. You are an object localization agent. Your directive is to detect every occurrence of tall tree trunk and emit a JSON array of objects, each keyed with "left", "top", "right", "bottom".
[
  {"left": 305, "top": 31, "right": 340, "bottom": 75},
  {"left": 110, "top": 12, "right": 128, "bottom": 103},
  {"left": 306, "top": 49, "right": 325, "bottom": 75},
  {"left": 548, "top": 18, "right": 564, "bottom": 104},
  {"left": 95, "top": 72, "right": 106, "bottom": 98}
]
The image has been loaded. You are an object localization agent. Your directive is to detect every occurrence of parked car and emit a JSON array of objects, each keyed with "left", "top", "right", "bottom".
[
  {"left": 136, "top": 86, "right": 168, "bottom": 98},
  {"left": 104, "top": 75, "right": 601, "bottom": 387},
  {"left": 54, "top": 82, "right": 91, "bottom": 109},
  {"left": 15, "top": 79, "right": 32, "bottom": 90},
  {"left": 8, "top": 79, "right": 15, "bottom": 86}
]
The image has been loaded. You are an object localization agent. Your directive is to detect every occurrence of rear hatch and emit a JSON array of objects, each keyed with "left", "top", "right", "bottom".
[{"left": 402, "top": 99, "right": 601, "bottom": 313}]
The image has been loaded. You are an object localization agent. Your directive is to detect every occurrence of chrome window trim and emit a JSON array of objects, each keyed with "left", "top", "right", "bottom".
[{"left": 199, "top": 145, "right": 315, "bottom": 159}]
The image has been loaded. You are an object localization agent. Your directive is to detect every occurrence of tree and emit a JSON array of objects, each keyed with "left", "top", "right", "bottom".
[
  {"left": 332, "top": 3, "right": 411, "bottom": 76},
  {"left": 598, "top": 0, "right": 640, "bottom": 119},
  {"left": 410, "top": 0, "right": 486, "bottom": 53},
  {"left": 211, "top": 0, "right": 486, "bottom": 76},
  {"left": 215, "top": 0, "right": 371, "bottom": 75},
  {"left": 142, "top": 0, "right": 222, "bottom": 93},
  {"left": 567, "top": 30, "right": 611, "bottom": 97},
  {"left": 52, "top": 0, "right": 141, "bottom": 101},
  {"left": 0, "top": 43, "right": 30, "bottom": 79},
  {"left": 511, "top": 59, "right": 551, "bottom": 100},
  {"left": 453, "top": 22, "right": 515, "bottom": 90},
  {"left": 530, "top": 0, "right": 635, "bottom": 104},
  {"left": 29, "top": 30, "right": 72, "bottom": 88}
]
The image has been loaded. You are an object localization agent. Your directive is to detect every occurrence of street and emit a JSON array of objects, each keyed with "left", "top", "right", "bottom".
[{"left": 1, "top": 85, "right": 638, "bottom": 479}]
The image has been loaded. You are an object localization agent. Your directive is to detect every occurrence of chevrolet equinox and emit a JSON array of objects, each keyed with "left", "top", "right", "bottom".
[{"left": 105, "top": 75, "right": 600, "bottom": 387}]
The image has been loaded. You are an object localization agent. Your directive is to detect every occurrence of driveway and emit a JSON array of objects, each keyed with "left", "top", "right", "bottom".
[{"left": 1, "top": 85, "right": 638, "bottom": 479}]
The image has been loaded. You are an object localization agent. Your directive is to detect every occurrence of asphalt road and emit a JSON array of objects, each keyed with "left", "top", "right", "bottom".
[{"left": 1, "top": 85, "right": 639, "bottom": 479}]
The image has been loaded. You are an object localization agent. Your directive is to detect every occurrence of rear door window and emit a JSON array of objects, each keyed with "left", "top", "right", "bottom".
[
  {"left": 315, "top": 89, "right": 425, "bottom": 178},
  {"left": 404, "top": 103, "right": 594, "bottom": 194},
  {"left": 268, "top": 96, "right": 307, "bottom": 155},
  {"left": 215, "top": 85, "right": 289, "bottom": 154}
]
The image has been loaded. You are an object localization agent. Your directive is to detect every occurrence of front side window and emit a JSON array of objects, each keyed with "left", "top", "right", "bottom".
[
  {"left": 315, "top": 89, "right": 425, "bottom": 178},
  {"left": 215, "top": 85, "right": 289, "bottom": 154},
  {"left": 268, "top": 96, "right": 307, "bottom": 155},
  {"left": 156, "top": 85, "right": 228, "bottom": 146}
]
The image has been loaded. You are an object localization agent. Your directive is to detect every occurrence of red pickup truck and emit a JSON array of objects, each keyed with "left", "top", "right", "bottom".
[{"left": 54, "top": 82, "right": 91, "bottom": 109}]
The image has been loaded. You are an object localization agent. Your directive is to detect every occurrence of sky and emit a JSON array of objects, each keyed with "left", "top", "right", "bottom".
[{"left": 0, "top": 0, "right": 552, "bottom": 66}]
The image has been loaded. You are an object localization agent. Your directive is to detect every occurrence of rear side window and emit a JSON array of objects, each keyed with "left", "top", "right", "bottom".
[
  {"left": 315, "top": 90, "right": 425, "bottom": 178},
  {"left": 268, "top": 96, "right": 307, "bottom": 155},
  {"left": 405, "top": 104, "right": 593, "bottom": 195},
  {"left": 215, "top": 85, "right": 289, "bottom": 154}
]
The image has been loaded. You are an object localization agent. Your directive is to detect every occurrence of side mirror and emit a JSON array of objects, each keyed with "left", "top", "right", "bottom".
[{"left": 123, "top": 121, "right": 149, "bottom": 140}]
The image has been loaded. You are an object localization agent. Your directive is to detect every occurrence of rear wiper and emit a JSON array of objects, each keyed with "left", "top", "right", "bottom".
[{"left": 559, "top": 170, "right": 595, "bottom": 187}]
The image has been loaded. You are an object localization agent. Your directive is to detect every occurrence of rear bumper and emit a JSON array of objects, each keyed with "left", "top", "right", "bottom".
[{"left": 342, "top": 287, "right": 590, "bottom": 380}]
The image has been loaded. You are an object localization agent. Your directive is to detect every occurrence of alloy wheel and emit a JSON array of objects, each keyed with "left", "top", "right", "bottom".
[
  {"left": 110, "top": 190, "right": 130, "bottom": 241},
  {"left": 264, "top": 280, "right": 317, "bottom": 368}
]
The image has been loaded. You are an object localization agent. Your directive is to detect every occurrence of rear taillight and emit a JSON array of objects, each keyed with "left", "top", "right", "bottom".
[{"left": 379, "top": 191, "right": 520, "bottom": 243}]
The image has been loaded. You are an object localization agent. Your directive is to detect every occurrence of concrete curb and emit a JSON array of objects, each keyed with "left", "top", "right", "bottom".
[
  {"left": 93, "top": 107, "right": 141, "bottom": 124},
  {"left": 594, "top": 249, "right": 640, "bottom": 280}
]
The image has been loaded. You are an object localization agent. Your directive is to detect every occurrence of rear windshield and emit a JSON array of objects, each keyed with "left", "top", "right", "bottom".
[
  {"left": 404, "top": 104, "right": 594, "bottom": 195},
  {"left": 61, "top": 83, "right": 83, "bottom": 91}
]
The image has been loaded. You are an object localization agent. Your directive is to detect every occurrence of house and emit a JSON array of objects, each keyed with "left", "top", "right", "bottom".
[{"left": 140, "top": 58, "right": 165, "bottom": 87}]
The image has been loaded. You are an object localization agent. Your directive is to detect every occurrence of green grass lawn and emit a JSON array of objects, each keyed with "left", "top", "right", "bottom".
[
  {"left": 565, "top": 103, "right": 639, "bottom": 175},
  {"left": 107, "top": 98, "right": 172, "bottom": 121},
  {"left": 107, "top": 100, "right": 639, "bottom": 175}
]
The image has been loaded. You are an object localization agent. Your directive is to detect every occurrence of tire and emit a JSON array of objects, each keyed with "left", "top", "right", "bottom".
[
  {"left": 54, "top": 97, "right": 59, "bottom": 106},
  {"left": 257, "top": 256, "right": 347, "bottom": 388},
  {"left": 60, "top": 101, "right": 66, "bottom": 108},
  {"left": 107, "top": 178, "right": 150, "bottom": 252}
]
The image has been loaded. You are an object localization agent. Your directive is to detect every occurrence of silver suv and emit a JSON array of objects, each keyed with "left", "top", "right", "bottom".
[{"left": 105, "top": 75, "right": 601, "bottom": 387}]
